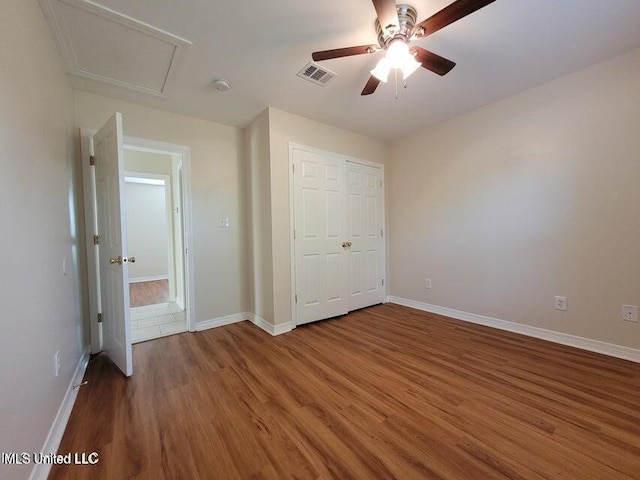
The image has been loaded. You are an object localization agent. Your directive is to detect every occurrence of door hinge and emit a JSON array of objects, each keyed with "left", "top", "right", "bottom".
[
  {"left": 293, "top": 229, "right": 296, "bottom": 240},
  {"left": 380, "top": 180, "right": 382, "bottom": 188},
  {"left": 295, "top": 294, "right": 298, "bottom": 304},
  {"left": 292, "top": 164, "right": 295, "bottom": 174},
  {"left": 382, "top": 278, "right": 384, "bottom": 286},
  {"left": 89, "top": 155, "right": 95, "bottom": 166},
  {"left": 381, "top": 229, "right": 384, "bottom": 237},
  {"left": 93, "top": 234, "right": 100, "bottom": 245},
  {"left": 97, "top": 313, "right": 102, "bottom": 323}
]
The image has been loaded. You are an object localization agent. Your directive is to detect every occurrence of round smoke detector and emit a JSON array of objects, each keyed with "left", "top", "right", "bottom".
[{"left": 213, "top": 79, "right": 230, "bottom": 91}]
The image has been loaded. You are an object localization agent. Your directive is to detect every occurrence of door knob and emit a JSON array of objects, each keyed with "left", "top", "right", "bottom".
[
  {"left": 342, "top": 241, "right": 353, "bottom": 248},
  {"left": 109, "top": 256, "right": 135, "bottom": 265}
]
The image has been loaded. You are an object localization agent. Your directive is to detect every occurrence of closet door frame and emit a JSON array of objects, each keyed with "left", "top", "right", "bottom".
[{"left": 289, "top": 142, "right": 386, "bottom": 327}]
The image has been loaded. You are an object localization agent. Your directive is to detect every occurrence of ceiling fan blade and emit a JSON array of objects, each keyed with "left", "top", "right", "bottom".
[
  {"left": 411, "top": 47, "right": 456, "bottom": 76},
  {"left": 312, "top": 45, "right": 377, "bottom": 62},
  {"left": 414, "top": 0, "right": 495, "bottom": 38},
  {"left": 372, "top": 0, "right": 400, "bottom": 33},
  {"left": 361, "top": 76, "right": 381, "bottom": 96}
]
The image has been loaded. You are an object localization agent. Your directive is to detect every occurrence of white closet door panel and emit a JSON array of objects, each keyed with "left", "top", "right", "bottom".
[
  {"left": 366, "top": 250, "right": 378, "bottom": 292},
  {"left": 294, "top": 148, "right": 348, "bottom": 325},
  {"left": 349, "top": 250, "right": 363, "bottom": 296},
  {"left": 346, "top": 162, "right": 385, "bottom": 311}
]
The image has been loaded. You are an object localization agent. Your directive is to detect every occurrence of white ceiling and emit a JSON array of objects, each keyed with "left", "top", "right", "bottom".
[{"left": 51, "top": 0, "right": 640, "bottom": 141}]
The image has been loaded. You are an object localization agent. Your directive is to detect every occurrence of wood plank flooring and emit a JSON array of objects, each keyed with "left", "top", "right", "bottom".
[
  {"left": 129, "top": 280, "right": 169, "bottom": 307},
  {"left": 50, "top": 304, "right": 640, "bottom": 479}
]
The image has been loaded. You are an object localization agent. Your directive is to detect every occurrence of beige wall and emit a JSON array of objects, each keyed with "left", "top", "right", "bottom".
[
  {"left": 124, "top": 182, "right": 169, "bottom": 280},
  {"left": 0, "top": 1, "right": 86, "bottom": 479},
  {"left": 244, "top": 109, "right": 274, "bottom": 322},
  {"left": 389, "top": 48, "right": 640, "bottom": 349},
  {"left": 124, "top": 148, "right": 172, "bottom": 175},
  {"left": 74, "top": 91, "right": 249, "bottom": 322},
  {"left": 268, "top": 107, "right": 390, "bottom": 325}
]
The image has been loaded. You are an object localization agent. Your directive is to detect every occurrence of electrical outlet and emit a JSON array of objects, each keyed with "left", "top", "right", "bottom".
[
  {"left": 622, "top": 305, "right": 638, "bottom": 322},
  {"left": 555, "top": 296, "right": 568, "bottom": 311},
  {"left": 54, "top": 350, "right": 61, "bottom": 377},
  {"left": 218, "top": 217, "right": 230, "bottom": 228},
  {"left": 424, "top": 278, "right": 432, "bottom": 289}
]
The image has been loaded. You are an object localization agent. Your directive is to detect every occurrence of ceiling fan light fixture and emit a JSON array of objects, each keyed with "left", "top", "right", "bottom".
[
  {"left": 400, "top": 54, "right": 421, "bottom": 79},
  {"left": 386, "top": 39, "right": 410, "bottom": 69},
  {"left": 372, "top": 39, "right": 420, "bottom": 83},
  {"left": 371, "top": 57, "right": 392, "bottom": 82},
  {"left": 312, "top": 0, "right": 495, "bottom": 96}
]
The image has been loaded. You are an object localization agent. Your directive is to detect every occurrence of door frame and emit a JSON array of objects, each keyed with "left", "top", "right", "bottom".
[
  {"left": 81, "top": 130, "right": 196, "bottom": 354},
  {"left": 288, "top": 142, "right": 386, "bottom": 328},
  {"left": 173, "top": 162, "right": 186, "bottom": 310}
]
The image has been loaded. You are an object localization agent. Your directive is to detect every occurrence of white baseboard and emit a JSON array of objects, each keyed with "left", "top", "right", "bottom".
[
  {"left": 129, "top": 275, "right": 169, "bottom": 284},
  {"left": 195, "top": 312, "right": 293, "bottom": 336},
  {"left": 195, "top": 312, "right": 249, "bottom": 331},
  {"left": 273, "top": 321, "right": 293, "bottom": 336},
  {"left": 30, "top": 345, "right": 91, "bottom": 480},
  {"left": 386, "top": 296, "right": 640, "bottom": 364},
  {"left": 249, "top": 313, "right": 293, "bottom": 336}
]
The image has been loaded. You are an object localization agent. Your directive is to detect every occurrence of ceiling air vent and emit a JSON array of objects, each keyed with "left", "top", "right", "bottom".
[{"left": 297, "top": 62, "right": 338, "bottom": 86}]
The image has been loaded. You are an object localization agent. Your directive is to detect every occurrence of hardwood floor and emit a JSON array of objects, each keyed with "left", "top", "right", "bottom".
[
  {"left": 50, "top": 304, "right": 640, "bottom": 480},
  {"left": 129, "top": 279, "right": 169, "bottom": 307}
]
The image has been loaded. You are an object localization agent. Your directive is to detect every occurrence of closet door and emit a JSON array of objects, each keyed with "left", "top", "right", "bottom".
[
  {"left": 346, "top": 161, "right": 385, "bottom": 311},
  {"left": 293, "top": 147, "right": 349, "bottom": 325}
]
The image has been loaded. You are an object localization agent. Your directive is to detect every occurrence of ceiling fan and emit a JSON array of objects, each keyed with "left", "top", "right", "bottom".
[{"left": 312, "top": 0, "right": 496, "bottom": 95}]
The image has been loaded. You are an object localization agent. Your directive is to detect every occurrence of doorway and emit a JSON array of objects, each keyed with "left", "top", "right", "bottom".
[
  {"left": 81, "top": 123, "right": 195, "bottom": 369},
  {"left": 123, "top": 148, "right": 186, "bottom": 343}
]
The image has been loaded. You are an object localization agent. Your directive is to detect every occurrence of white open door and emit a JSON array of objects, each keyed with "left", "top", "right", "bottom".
[
  {"left": 293, "top": 147, "right": 349, "bottom": 325},
  {"left": 94, "top": 113, "right": 133, "bottom": 377}
]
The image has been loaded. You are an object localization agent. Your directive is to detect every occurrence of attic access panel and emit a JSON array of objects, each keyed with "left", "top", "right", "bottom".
[{"left": 39, "top": 0, "right": 191, "bottom": 96}]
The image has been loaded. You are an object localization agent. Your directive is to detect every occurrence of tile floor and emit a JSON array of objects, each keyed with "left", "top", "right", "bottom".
[{"left": 130, "top": 302, "right": 187, "bottom": 343}]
